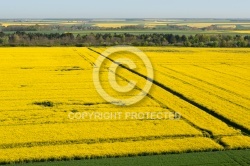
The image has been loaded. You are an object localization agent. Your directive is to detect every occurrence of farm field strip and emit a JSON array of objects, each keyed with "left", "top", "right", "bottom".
[
  {"left": 151, "top": 66, "right": 250, "bottom": 131},
  {"left": 156, "top": 65, "right": 250, "bottom": 109},
  {"left": 166, "top": 65, "right": 250, "bottom": 97},
  {"left": 159, "top": 64, "right": 250, "bottom": 100},
  {"left": 9, "top": 149, "right": 250, "bottom": 166},
  {"left": 221, "top": 136, "right": 250, "bottom": 149},
  {"left": 0, "top": 137, "right": 223, "bottom": 164},
  {"left": 0, "top": 108, "right": 173, "bottom": 126},
  {"left": 0, "top": 121, "right": 202, "bottom": 149}
]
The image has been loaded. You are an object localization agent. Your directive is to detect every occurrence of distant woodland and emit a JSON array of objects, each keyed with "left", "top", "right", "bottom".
[{"left": 0, "top": 31, "right": 250, "bottom": 47}]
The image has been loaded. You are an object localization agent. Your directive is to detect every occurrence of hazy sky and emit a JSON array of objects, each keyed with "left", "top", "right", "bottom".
[{"left": 0, "top": 0, "right": 249, "bottom": 18}]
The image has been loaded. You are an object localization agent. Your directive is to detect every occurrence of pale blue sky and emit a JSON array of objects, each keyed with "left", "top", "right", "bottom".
[{"left": 0, "top": 0, "right": 249, "bottom": 18}]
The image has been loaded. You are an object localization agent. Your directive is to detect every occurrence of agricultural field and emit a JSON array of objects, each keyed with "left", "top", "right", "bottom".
[
  {"left": 0, "top": 47, "right": 249, "bottom": 164},
  {"left": 2, "top": 18, "right": 250, "bottom": 28},
  {"left": 0, "top": 20, "right": 86, "bottom": 27},
  {"left": 1, "top": 19, "right": 250, "bottom": 35},
  {"left": 10, "top": 150, "right": 250, "bottom": 166}
]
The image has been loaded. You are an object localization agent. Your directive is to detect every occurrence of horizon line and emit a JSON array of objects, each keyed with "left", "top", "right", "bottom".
[{"left": 1, "top": 18, "right": 250, "bottom": 20}]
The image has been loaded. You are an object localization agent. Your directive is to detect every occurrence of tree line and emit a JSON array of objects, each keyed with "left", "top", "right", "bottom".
[
  {"left": 0, "top": 24, "right": 237, "bottom": 32},
  {"left": 0, "top": 31, "right": 249, "bottom": 47}
]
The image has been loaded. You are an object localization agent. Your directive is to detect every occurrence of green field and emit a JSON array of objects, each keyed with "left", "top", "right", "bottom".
[{"left": 10, "top": 150, "right": 250, "bottom": 166}]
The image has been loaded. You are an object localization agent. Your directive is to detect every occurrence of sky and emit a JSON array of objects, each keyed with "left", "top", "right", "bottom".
[{"left": 0, "top": 0, "right": 249, "bottom": 19}]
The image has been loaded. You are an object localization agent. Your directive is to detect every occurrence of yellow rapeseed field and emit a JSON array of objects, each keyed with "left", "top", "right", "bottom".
[
  {"left": 0, "top": 137, "right": 222, "bottom": 164},
  {"left": 233, "top": 30, "right": 250, "bottom": 34},
  {"left": 0, "top": 47, "right": 249, "bottom": 164}
]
